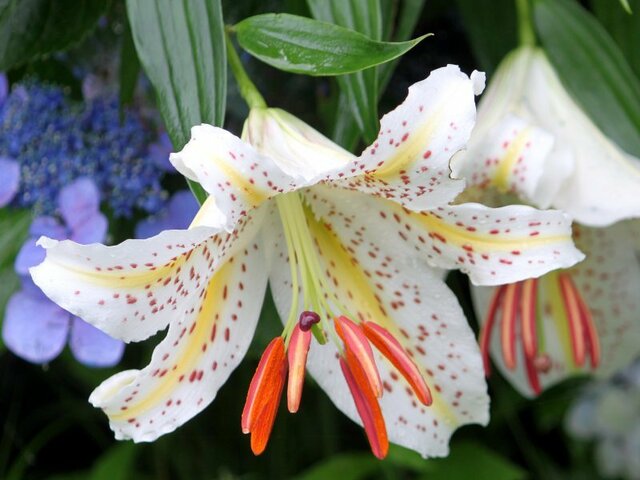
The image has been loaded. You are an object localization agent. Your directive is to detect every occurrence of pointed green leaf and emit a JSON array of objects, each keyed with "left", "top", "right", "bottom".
[
  {"left": 592, "top": 0, "right": 640, "bottom": 78},
  {"left": 534, "top": 0, "right": 640, "bottom": 156},
  {"left": 235, "top": 13, "right": 428, "bottom": 77},
  {"left": 126, "top": 0, "right": 227, "bottom": 203}
]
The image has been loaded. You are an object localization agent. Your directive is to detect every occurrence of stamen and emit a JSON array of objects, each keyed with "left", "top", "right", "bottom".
[
  {"left": 287, "top": 324, "right": 312, "bottom": 413},
  {"left": 339, "top": 357, "right": 389, "bottom": 459},
  {"left": 479, "top": 285, "right": 507, "bottom": 375},
  {"left": 362, "top": 321, "right": 432, "bottom": 406},
  {"left": 334, "top": 316, "right": 382, "bottom": 398},
  {"left": 576, "top": 290, "right": 600, "bottom": 368},
  {"left": 241, "top": 337, "right": 287, "bottom": 455},
  {"left": 500, "top": 282, "right": 521, "bottom": 370},
  {"left": 520, "top": 279, "right": 538, "bottom": 361},
  {"left": 558, "top": 273, "right": 586, "bottom": 367},
  {"left": 519, "top": 278, "right": 542, "bottom": 394}
]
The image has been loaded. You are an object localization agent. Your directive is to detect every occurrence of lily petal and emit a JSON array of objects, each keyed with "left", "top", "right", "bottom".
[
  {"left": 88, "top": 212, "right": 269, "bottom": 442},
  {"left": 308, "top": 185, "right": 583, "bottom": 286},
  {"left": 330, "top": 65, "right": 483, "bottom": 211},
  {"left": 525, "top": 50, "right": 640, "bottom": 227},
  {"left": 268, "top": 190, "right": 489, "bottom": 458},
  {"left": 453, "top": 114, "right": 573, "bottom": 208},
  {"left": 473, "top": 223, "right": 640, "bottom": 397},
  {"left": 170, "top": 124, "right": 304, "bottom": 230},
  {"left": 30, "top": 211, "right": 264, "bottom": 343},
  {"left": 244, "top": 108, "right": 354, "bottom": 182}
]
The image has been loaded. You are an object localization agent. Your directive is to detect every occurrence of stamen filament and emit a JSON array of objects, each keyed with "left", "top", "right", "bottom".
[
  {"left": 479, "top": 285, "right": 507, "bottom": 375},
  {"left": 558, "top": 273, "right": 586, "bottom": 367},
  {"left": 500, "top": 282, "right": 521, "bottom": 370}
]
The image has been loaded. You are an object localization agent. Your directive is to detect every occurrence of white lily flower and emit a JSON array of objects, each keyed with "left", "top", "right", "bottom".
[
  {"left": 453, "top": 46, "right": 640, "bottom": 227},
  {"left": 451, "top": 46, "right": 640, "bottom": 397},
  {"left": 30, "top": 66, "right": 583, "bottom": 458}
]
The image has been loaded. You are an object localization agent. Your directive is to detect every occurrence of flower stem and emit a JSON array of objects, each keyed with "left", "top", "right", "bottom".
[
  {"left": 225, "top": 29, "right": 266, "bottom": 109},
  {"left": 515, "top": 0, "right": 536, "bottom": 46}
]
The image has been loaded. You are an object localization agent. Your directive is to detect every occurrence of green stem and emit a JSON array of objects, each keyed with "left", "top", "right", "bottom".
[
  {"left": 515, "top": 0, "right": 536, "bottom": 46},
  {"left": 225, "top": 29, "right": 266, "bottom": 109}
]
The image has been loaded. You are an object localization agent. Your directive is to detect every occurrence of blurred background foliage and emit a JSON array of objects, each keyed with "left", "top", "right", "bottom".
[{"left": 0, "top": 0, "right": 639, "bottom": 478}]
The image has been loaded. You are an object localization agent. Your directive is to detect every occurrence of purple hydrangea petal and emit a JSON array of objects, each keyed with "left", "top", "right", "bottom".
[
  {"left": 147, "top": 132, "right": 174, "bottom": 171},
  {"left": 58, "top": 178, "right": 100, "bottom": 230},
  {"left": 19, "top": 275, "right": 48, "bottom": 299},
  {"left": 135, "top": 190, "right": 198, "bottom": 239},
  {"left": 2, "top": 291, "right": 69, "bottom": 364},
  {"left": 69, "top": 318, "right": 124, "bottom": 367},
  {"left": 70, "top": 212, "right": 108, "bottom": 244},
  {"left": 29, "top": 216, "right": 67, "bottom": 240},
  {"left": 167, "top": 190, "right": 200, "bottom": 225},
  {"left": 0, "top": 157, "right": 20, "bottom": 207},
  {"left": 0, "top": 73, "right": 7, "bottom": 106},
  {"left": 14, "top": 238, "right": 45, "bottom": 274}
]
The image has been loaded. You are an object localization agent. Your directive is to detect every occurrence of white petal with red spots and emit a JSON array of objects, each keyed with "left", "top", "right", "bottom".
[
  {"left": 31, "top": 227, "right": 219, "bottom": 342},
  {"left": 170, "top": 124, "right": 303, "bottom": 230},
  {"left": 329, "top": 65, "right": 483, "bottom": 211},
  {"left": 267, "top": 191, "right": 489, "bottom": 458},
  {"left": 88, "top": 215, "right": 269, "bottom": 441},
  {"left": 307, "top": 185, "right": 583, "bottom": 286},
  {"left": 453, "top": 114, "right": 571, "bottom": 207}
]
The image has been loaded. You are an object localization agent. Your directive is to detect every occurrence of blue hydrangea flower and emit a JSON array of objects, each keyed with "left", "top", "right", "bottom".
[
  {"left": 0, "top": 79, "right": 167, "bottom": 217},
  {"left": 0, "top": 156, "right": 19, "bottom": 207},
  {"left": 3, "top": 178, "right": 124, "bottom": 366},
  {"left": 135, "top": 190, "right": 200, "bottom": 239}
]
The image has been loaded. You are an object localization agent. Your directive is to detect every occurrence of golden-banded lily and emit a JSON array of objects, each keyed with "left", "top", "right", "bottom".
[
  {"left": 31, "top": 66, "right": 583, "bottom": 458},
  {"left": 453, "top": 46, "right": 640, "bottom": 228},
  {"left": 452, "top": 46, "right": 640, "bottom": 397}
]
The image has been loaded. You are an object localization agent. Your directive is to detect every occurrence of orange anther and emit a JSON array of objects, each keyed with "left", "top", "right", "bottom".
[{"left": 287, "top": 324, "right": 312, "bottom": 413}]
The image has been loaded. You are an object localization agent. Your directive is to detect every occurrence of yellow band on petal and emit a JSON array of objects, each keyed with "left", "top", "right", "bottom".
[
  {"left": 214, "top": 155, "right": 269, "bottom": 208},
  {"left": 491, "top": 128, "right": 532, "bottom": 192},
  {"left": 108, "top": 260, "right": 233, "bottom": 421},
  {"left": 412, "top": 210, "right": 570, "bottom": 251},
  {"left": 371, "top": 107, "right": 442, "bottom": 178}
]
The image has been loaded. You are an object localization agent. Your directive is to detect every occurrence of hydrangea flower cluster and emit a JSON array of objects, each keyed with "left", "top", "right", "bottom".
[
  {"left": 3, "top": 178, "right": 124, "bottom": 366},
  {"left": 0, "top": 77, "right": 168, "bottom": 217},
  {"left": 565, "top": 359, "right": 640, "bottom": 479}
]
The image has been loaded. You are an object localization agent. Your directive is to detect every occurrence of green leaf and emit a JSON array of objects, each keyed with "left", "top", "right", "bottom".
[
  {"left": 89, "top": 444, "right": 138, "bottom": 480},
  {"left": 455, "top": 0, "right": 517, "bottom": 76},
  {"left": 307, "top": 0, "right": 382, "bottom": 142},
  {"left": 619, "top": 0, "right": 633, "bottom": 13},
  {"left": 235, "top": 13, "right": 428, "bottom": 77},
  {"left": 0, "top": 0, "right": 107, "bottom": 71},
  {"left": 592, "top": 0, "right": 640, "bottom": 78},
  {"left": 404, "top": 442, "right": 526, "bottom": 480},
  {"left": 119, "top": 15, "right": 141, "bottom": 110},
  {"left": 126, "top": 0, "right": 227, "bottom": 204},
  {"left": 535, "top": 0, "right": 640, "bottom": 156},
  {"left": 292, "top": 453, "right": 378, "bottom": 480}
]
